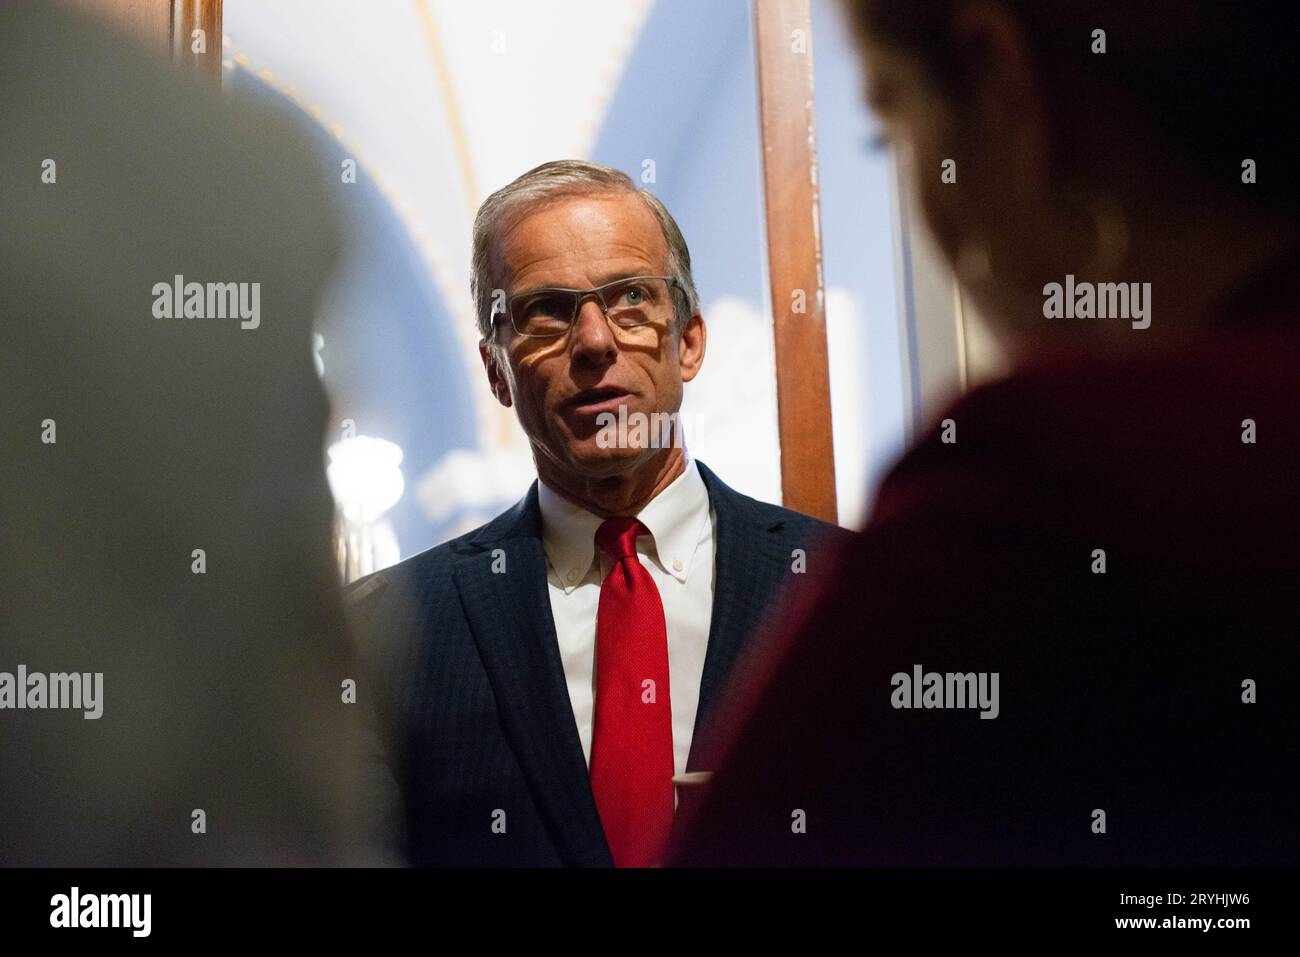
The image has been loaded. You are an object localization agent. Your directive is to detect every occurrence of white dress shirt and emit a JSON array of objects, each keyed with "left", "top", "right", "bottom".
[{"left": 537, "top": 457, "right": 716, "bottom": 782}]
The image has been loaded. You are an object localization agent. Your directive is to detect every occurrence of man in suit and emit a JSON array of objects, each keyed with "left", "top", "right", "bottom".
[{"left": 348, "top": 160, "right": 849, "bottom": 867}]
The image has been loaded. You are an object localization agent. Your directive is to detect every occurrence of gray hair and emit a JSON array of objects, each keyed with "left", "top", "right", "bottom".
[{"left": 471, "top": 159, "right": 701, "bottom": 343}]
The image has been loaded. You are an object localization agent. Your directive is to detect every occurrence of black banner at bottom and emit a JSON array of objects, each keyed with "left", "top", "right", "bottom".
[{"left": 1, "top": 867, "right": 1290, "bottom": 943}]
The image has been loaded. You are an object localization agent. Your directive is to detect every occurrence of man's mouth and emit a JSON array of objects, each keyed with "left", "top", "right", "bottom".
[{"left": 564, "top": 387, "right": 632, "bottom": 415}]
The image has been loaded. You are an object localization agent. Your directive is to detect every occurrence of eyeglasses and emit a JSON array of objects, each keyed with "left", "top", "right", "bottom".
[{"left": 497, "top": 275, "right": 681, "bottom": 339}]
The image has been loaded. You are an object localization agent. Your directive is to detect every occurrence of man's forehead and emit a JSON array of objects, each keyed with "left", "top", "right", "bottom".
[{"left": 493, "top": 191, "right": 667, "bottom": 287}]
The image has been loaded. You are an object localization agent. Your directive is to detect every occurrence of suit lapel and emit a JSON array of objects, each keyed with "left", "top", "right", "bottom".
[
  {"left": 686, "top": 461, "right": 792, "bottom": 771},
  {"left": 453, "top": 485, "right": 613, "bottom": 867}
]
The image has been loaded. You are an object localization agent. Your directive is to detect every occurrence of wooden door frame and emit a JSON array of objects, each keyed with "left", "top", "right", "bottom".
[{"left": 753, "top": 0, "right": 838, "bottom": 522}]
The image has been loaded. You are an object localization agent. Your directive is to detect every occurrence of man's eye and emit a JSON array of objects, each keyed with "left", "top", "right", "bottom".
[
  {"left": 522, "top": 295, "right": 567, "bottom": 318},
  {"left": 614, "top": 285, "right": 646, "bottom": 306}
]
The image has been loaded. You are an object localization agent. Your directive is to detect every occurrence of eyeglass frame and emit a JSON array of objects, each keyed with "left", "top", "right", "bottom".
[{"left": 492, "top": 274, "right": 685, "bottom": 340}]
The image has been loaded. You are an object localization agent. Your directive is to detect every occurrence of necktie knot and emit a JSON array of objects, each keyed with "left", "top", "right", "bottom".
[{"left": 595, "top": 516, "right": 647, "bottom": 562}]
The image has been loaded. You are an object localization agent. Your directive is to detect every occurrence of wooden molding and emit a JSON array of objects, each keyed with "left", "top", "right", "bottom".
[
  {"left": 174, "top": 0, "right": 223, "bottom": 86},
  {"left": 753, "top": 0, "right": 837, "bottom": 522},
  {"left": 63, "top": 0, "right": 223, "bottom": 87}
]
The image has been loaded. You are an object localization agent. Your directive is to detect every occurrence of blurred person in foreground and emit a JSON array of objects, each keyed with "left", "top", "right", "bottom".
[
  {"left": 671, "top": 0, "right": 1300, "bottom": 866},
  {"left": 1, "top": 0, "right": 367, "bottom": 864}
]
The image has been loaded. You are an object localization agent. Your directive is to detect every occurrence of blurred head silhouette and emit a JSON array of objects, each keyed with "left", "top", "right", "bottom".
[
  {"left": 1, "top": 0, "right": 369, "bottom": 865},
  {"left": 845, "top": 1, "right": 1300, "bottom": 358}
]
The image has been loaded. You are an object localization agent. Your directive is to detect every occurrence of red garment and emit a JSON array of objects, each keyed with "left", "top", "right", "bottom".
[
  {"left": 591, "top": 518, "right": 676, "bottom": 867},
  {"left": 669, "top": 256, "right": 1300, "bottom": 866}
]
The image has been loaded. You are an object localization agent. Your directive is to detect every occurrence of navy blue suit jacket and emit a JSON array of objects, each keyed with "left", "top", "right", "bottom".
[{"left": 346, "top": 460, "right": 850, "bottom": 866}]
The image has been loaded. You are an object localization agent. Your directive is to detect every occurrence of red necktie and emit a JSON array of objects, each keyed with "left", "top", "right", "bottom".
[{"left": 589, "top": 517, "right": 675, "bottom": 867}]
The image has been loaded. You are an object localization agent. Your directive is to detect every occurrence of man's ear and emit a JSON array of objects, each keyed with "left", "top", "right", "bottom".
[
  {"left": 678, "top": 311, "right": 706, "bottom": 383},
  {"left": 479, "top": 340, "right": 513, "bottom": 408}
]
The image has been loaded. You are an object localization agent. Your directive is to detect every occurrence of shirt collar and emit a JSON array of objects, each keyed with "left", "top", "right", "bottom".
[{"left": 537, "top": 457, "right": 711, "bottom": 594}]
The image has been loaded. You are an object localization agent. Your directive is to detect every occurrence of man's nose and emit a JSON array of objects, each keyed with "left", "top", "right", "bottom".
[{"left": 569, "top": 298, "right": 617, "bottom": 363}]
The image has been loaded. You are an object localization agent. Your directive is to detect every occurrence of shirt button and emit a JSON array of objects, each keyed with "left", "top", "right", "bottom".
[
  {"left": 566, "top": 570, "right": 578, "bottom": 583},
  {"left": 672, "top": 559, "right": 683, "bottom": 573}
]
